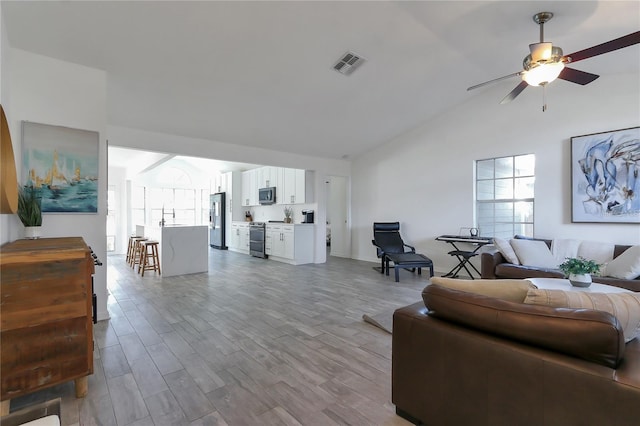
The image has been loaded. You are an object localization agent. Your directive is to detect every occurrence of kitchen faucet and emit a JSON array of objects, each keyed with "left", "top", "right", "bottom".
[{"left": 160, "top": 207, "right": 175, "bottom": 227}]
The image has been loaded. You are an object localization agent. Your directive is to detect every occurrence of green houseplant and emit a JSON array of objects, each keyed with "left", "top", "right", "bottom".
[
  {"left": 558, "top": 257, "right": 600, "bottom": 288},
  {"left": 17, "top": 185, "right": 42, "bottom": 238}
]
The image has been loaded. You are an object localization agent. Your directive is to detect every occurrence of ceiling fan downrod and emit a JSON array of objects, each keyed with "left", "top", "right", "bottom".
[{"left": 533, "top": 12, "right": 553, "bottom": 43}]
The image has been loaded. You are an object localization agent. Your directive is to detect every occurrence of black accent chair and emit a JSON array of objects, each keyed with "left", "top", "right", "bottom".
[{"left": 372, "top": 222, "right": 434, "bottom": 282}]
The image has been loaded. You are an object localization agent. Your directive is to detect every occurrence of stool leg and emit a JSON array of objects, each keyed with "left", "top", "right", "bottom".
[
  {"left": 126, "top": 238, "right": 131, "bottom": 263},
  {"left": 154, "top": 244, "right": 161, "bottom": 275},
  {"left": 130, "top": 242, "right": 137, "bottom": 268},
  {"left": 127, "top": 240, "right": 133, "bottom": 267},
  {"left": 140, "top": 244, "right": 148, "bottom": 276},
  {"left": 395, "top": 266, "right": 400, "bottom": 282},
  {"left": 135, "top": 241, "right": 144, "bottom": 272}
]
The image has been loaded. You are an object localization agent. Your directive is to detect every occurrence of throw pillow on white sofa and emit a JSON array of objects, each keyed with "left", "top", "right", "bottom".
[
  {"left": 551, "top": 239, "right": 581, "bottom": 263},
  {"left": 603, "top": 246, "right": 640, "bottom": 280},
  {"left": 578, "top": 240, "right": 615, "bottom": 265},
  {"left": 493, "top": 237, "right": 520, "bottom": 265},
  {"left": 510, "top": 239, "right": 558, "bottom": 269}
]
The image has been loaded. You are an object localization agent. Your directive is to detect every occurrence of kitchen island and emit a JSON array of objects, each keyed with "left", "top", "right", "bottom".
[{"left": 137, "top": 224, "right": 208, "bottom": 277}]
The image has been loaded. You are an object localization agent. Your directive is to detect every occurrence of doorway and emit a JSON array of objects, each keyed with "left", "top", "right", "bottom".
[{"left": 326, "top": 176, "right": 350, "bottom": 258}]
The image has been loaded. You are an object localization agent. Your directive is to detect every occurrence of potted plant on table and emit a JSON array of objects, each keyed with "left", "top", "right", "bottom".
[
  {"left": 283, "top": 206, "right": 293, "bottom": 223},
  {"left": 559, "top": 256, "right": 601, "bottom": 288},
  {"left": 17, "top": 185, "right": 42, "bottom": 239}
]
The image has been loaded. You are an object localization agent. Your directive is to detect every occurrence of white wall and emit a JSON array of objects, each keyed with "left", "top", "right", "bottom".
[
  {"left": 351, "top": 72, "right": 640, "bottom": 274},
  {"left": 7, "top": 48, "right": 109, "bottom": 320},
  {"left": 107, "top": 165, "right": 128, "bottom": 254},
  {"left": 0, "top": 8, "right": 20, "bottom": 244},
  {"left": 108, "top": 125, "right": 350, "bottom": 176}
]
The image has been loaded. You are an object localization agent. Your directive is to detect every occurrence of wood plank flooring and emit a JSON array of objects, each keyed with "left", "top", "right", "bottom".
[{"left": 10, "top": 249, "right": 430, "bottom": 425}]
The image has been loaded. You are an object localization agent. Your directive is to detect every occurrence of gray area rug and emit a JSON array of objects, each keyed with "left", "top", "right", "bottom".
[{"left": 362, "top": 310, "right": 394, "bottom": 334}]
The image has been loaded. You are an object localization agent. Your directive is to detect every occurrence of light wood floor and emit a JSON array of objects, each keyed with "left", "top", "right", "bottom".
[{"left": 11, "top": 248, "right": 431, "bottom": 425}]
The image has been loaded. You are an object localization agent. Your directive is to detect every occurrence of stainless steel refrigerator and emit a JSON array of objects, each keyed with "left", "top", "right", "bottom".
[{"left": 209, "top": 192, "right": 226, "bottom": 249}]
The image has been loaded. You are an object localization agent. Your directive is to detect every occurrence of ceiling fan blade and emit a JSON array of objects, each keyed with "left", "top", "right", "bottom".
[
  {"left": 558, "top": 67, "right": 600, "bottom": 85},
  {"left": 564, "top": 31, "right": 640, "bottom": 63},
  {"left": 467, "top": 72, "right": 522, "bottom": 91},
  {"left": 500, "top": 81, "right": 528, "bottom": 104}
]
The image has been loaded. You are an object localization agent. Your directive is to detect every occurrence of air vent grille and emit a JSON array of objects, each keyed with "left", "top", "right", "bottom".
[{"left": 333, "top": 51, "right": 365, "bottom": 75}]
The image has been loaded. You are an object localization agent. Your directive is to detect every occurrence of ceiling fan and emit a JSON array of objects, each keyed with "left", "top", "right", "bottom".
[{"left": 467, "top": 12, "right": 640, "bottom": 111}]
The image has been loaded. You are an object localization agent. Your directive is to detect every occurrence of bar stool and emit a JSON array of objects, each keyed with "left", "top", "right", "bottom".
[
  {"left": 139, "top": 240, "right": 161, "bottom": 277},
  {"left": 129, "top": 237, "right": 148, "bottom": 269},
  {"left": 126, "top": 235, "right": 143, "bottom": 264}
]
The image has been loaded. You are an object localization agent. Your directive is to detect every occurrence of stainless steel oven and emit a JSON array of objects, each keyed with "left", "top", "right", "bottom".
[{"left": 249, "top": 222, "right": 267, "bottom": 258}]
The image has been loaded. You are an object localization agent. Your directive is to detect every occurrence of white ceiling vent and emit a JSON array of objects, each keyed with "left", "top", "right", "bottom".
[{"left": 333, "top": 52, "right": 365, "bottom": 75}]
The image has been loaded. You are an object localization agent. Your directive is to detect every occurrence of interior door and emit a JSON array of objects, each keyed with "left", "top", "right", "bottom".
[{"left": 328, "top": 176, "right": 350, "bottom": 258}]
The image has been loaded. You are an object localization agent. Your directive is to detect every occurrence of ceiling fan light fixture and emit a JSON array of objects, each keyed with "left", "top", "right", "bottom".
[
  {"left": 529, "top": 42, "right": 553, "bottom": 62},
  {"left": 522, "top": 61, "right": 565, "bottom": 86}
]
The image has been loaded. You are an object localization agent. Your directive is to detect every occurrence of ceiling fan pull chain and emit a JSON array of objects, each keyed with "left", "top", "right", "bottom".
[{"left": 542, "top": 84, "right": 547, "bottom": 112}]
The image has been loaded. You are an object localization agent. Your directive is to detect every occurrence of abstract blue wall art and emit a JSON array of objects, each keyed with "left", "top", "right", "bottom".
[
  {"left": 22, "top": 121, "right": 99, "bottom": 213},
  {"left": 571, "top": 127, "right": 640, "bottom": 223}
]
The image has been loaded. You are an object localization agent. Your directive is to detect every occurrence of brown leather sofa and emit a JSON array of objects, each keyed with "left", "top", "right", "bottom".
[
  {"left": 480, "top": 236, "right": 640, "bottom": 291},
  {"left": 392, "top": 285, "right": 640, "bottom": 426}
]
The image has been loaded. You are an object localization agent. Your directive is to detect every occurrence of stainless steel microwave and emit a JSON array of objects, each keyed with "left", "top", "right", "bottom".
[{"left": 258, "top": 187, "right": 276, "bottom": 205}]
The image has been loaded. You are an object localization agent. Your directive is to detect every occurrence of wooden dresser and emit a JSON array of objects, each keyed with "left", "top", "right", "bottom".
[{"left": 0, "top": 237, "right": 94, "bottom": 415}]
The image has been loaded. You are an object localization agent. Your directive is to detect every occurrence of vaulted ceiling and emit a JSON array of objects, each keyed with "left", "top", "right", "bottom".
[{"left": 2, "top": 1, "right": 639, "bottom": 160}]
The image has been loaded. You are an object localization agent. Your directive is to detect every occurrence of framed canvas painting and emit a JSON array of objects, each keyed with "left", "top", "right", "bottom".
[
  {"left": 571, "top": 126, "right": 640, "bottom": 223},
  {"left": 22, "top": 121, "right": 99, "bottom": 213}
]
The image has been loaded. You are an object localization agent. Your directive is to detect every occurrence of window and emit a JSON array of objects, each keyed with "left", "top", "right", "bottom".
[
  {"left": 476, "top": 154, "right": 535, "bottom": 239},
  {"left": 201, "top": 189, "right": 211, "bottom": 225},
  {"left": 148, "top": 187, "right": 197, "bottom": 226},
  {"left": 131, "top": 185, "right": 146, "bottom": 233}
]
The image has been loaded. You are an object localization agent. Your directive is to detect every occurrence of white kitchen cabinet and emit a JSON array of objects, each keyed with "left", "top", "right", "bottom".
[
  {"left": 281, "top": 225, "right": 295, "bottom": 259},
  {"left": 265, "top": 224, "right": 281, "bottom": 257},
  {"left": 212, "top": 172, "right": 233, "bottom": 195},
  {"left": 265, "top": 224, "right": 292, "bottom": 259},
  {"left": 239, "top": 224, "right": 250, "bottom": 253},
  {"left": 229, "top": 222, "right": 249, "bottom": 254},
  {"left": 228, "top": 223, "right": 239, "bottom": 250},
  {"left": 212, "top": 174, "right": 223, "bottom": 194},
  {"left": 257, "top": 166, "right": 282, "bottom": 189},
  {"left": 265, "top": 224, "right": 313, "bottom": 264},
  {"left": 222, "top": 172, "right": 233, "bottom": 213},
  {"left": 241, "top": 170, "right": 257, "bottom": 206},
  {"left": 282, "top": 168, "right": 306, "bottom": 204}
]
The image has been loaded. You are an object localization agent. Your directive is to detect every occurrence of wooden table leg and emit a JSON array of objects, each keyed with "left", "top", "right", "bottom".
[
  {"left": 75, "top": 376, "right": 88, "bottom": 398},
  {"left": 1, "top": 399, "right": 10, "bottom": 416}
]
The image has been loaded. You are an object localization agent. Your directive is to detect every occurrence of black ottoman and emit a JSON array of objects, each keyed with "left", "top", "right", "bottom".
[{"left": 385, "top": 253, "right": 434, "bottom": 282}]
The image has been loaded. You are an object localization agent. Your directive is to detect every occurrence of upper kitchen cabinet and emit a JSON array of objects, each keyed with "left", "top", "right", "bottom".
[
  {"left": 242, "top": 167, "right": 312, "bottom": 206},
  {"left": 282, "top": 168, "right": 307, "bottom": 205},
  {"left": 241, "top": 169, "right": 257, "bottom": 206},
  {"left": 257, "top": 166, "right": 283, "bottom": 190},
  {"left": 212, "top": 171, "right": 232, "bottom": 194}
]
